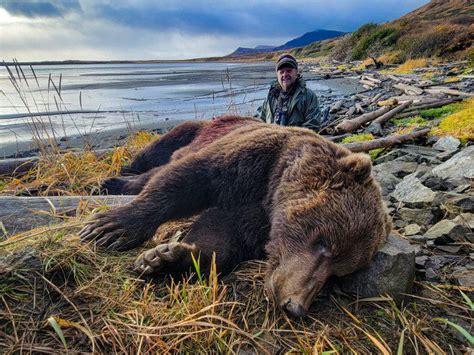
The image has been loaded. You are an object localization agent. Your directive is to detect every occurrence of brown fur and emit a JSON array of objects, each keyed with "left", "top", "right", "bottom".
[{"left": 82, "top": 115, "right": 391, "bottom": 317}]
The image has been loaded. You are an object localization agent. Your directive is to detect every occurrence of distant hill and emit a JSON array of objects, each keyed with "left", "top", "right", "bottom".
[
  {"left": 290, "top": 0, "right": 474, "bottom": 63},
  {"left": 227, "top": 29, "right": 344, "bottom": 57},
  {"left": 228, "top": 46, "right": 275, "bottom": 57},
  {"left": 273, "top": 30, "right": 345, "bottom": 51},
  {"left": 221, "top": 0, "right": 473, "bottom": 64}
]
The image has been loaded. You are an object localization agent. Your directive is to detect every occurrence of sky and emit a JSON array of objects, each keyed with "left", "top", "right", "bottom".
[{"left": 0, "top": 0, "right": 430, "bottom": 61}]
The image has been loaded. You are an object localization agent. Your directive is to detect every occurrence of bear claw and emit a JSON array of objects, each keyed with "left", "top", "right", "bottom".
[{"left": 134, "top": 242, "right": 191, "bottom": 274}]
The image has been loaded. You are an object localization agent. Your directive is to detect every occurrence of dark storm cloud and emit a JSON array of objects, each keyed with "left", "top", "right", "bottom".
[
  {"left": 91, "top": 0, "right": 429, "bottom": 36},
  {"left": 1, "top": 0, "right": 80, "bottom": 18}
]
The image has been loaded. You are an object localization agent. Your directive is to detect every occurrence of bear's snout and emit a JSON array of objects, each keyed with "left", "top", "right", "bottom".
[{"left": 282, "top": 299, "right": 307, "bottom": 318}]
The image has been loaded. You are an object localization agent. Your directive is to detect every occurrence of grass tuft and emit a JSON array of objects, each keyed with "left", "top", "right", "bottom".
[{"left": 429, "top": 98, "right": 474, "bottom": 142}]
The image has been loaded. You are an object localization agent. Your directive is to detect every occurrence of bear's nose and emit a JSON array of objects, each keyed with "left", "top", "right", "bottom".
[{"left": 282, "top": 300, "right": 306, "bottom": 318}]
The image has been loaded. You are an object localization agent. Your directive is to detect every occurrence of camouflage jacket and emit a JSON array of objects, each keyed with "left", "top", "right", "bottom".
[{"left": 259, "top": 77, "right": 321, "bottom": 130}]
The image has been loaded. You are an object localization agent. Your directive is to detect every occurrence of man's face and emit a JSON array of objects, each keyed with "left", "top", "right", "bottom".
[{"left": 277, "top": 66, "right": 298, "bottom": 92}]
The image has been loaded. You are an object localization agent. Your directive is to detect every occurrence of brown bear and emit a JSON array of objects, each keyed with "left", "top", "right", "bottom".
[{"left": 81, "top": 115, "right": 391, "bottom": 318}]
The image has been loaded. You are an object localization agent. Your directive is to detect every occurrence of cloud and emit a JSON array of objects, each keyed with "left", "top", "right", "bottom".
[
  {"left": 1, "top": 0, "right": 80, "bottom": 18},
  {"left": 0, "top": 0, "right": 430, "bottom": 61}
]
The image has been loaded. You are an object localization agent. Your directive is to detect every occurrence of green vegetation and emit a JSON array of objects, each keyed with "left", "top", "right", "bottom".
[
  {"left": 419, "top": 102, "right": 463, "bottom": 119},
  {"left": 341, "top": 133, "right": 383, "bottom": 159},
  {"left": 391, "top": 116, "right": 429, "bottom": 127},
  {"left": 351, "top": 25, "right": 400, "bottom": 60},
  {"left": 430, "top": 98, "right": 474, "bottom": 143}
]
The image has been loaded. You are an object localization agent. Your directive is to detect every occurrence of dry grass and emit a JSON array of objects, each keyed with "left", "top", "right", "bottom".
[
  {"left": 1, "top": 221, "right": 472, "bottom": 354},
  {"left": 391, "top": 58, "right": 429, "bottom": 74},
  {"left": 0, "top": 131, "right": 159, "bottom": 196}
]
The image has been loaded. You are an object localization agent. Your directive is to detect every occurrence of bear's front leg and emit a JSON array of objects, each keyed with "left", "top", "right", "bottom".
[
  {"left": 80, "top": 155, "right": 212, "bottom": 251},
  {"left": 79, "top": 205, "right": 157, "bottom": 250},
  {"left": 134, "top": 242, "right": 198, "bottom": 274}
]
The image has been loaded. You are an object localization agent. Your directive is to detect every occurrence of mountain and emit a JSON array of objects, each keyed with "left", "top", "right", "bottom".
[
  {"left": 287, "top": 0, "right": 474, "bottom": 63},
  {"left": 228, "top": 46, "right": 275, "bottom": 57},
  {"left": 227, "top": 29, "right": 345, "bottom": 57},
  {"left": 273, "top": 30, "right": 345, "bottom": 51}
]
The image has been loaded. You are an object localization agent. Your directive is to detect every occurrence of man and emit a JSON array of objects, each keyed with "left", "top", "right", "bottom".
[{"left": 259, "top": 53, "right": 321, "bottom": 130}]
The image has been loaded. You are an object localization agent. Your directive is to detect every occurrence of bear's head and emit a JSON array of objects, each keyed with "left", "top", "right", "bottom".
[{"left": 265, "top": 149, "right": 391, "bottom": 317}]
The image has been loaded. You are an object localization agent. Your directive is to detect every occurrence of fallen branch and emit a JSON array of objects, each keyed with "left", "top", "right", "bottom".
[
  {"left": 0, "top": 157, "right": 39, "bottom": 176},
  {"left": 424, "top": 87, "right": 474, "bottom": 97},
  {"left": 330, "top": 100, "right": 344, "bottom": 113},
  {"left": 393, "top": 84, "right": 424, "bottom": 96},
  {"left": 335, "top": 106, "right": 392, "bottom": 133},
  {"left": 373, "top": 100, "right": 414, "bottom": 125},
  {"left": 342, "top": 128, "right": 430, "bottom": 152}
]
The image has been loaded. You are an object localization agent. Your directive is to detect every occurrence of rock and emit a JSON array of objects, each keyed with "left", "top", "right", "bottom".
[
  {"left": 391, "top": 174, "right": 438, "bottom": 207},
  {"left": 404, "top": 224, "right": 421, "bottom": 236},
  {"left": 394, "top": 219, "right": 408, "bottom": 229},
  {"left": 435, "top": 245, "right": 461, "bottom": 253},
  {"left": 373, "top": 171, "right": 401, "bottom": 196},
  {"left": 423, "top": 219, "right": 472, "bottom": 243},
  {"left": 432, "top": 146, "right": 474, "bottom": 180},
  {"left": 408, "top": 235, "right": 428, "bottom": 243},
  {"left": 443, "top": 195, "right": 474, "bottom": 214},
  {"left": 432, "top": 136, "right": 461, "bottom": 152},
  {"left": 453, "top": 213, "right": 474, "bottom": 229},
  {"left": 452, "top": 267, "right": 474, "bottom": 288},
  {"left": 338, "top": 234, "right": 415, "bottom": 302},
  {"left": 373, "top": 161, "right": 418, "bottom": 178},
  {"left": 398, "top": 207, "right": 440, "bottom": 226},
  {"left": 373, "top": 150, "right": 405, "bottom": 164},
  {"left": 415, "top": 255, "right": 428, "bottom": 267}
]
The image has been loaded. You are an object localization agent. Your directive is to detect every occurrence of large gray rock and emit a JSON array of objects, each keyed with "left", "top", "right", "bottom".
[
  {"left": 432, "top": 146, "right": 474, "bottom": 180},
  {"left": 398, "top": 207, "right": 440, "bottom": 226},
  {"left": 391, "top": 174, "right": 438, "bottom": 206},
  {"left": 338, "top": 234, "right": 415, "bottom": 302},
  {"left": 444, "top": 195, "right": 474, "bottom": 214},
  {"left": 432, "top": 136, "right": 460, "bottom": 152},
  {"left": 373, "top": 171, "right": 401, "bottom": 196},
  {"left": 373, "top": 161, "right": 418, "bottom": 178},
  {"left": 423, "top": 219, "right": 472, "bottom": 243}
]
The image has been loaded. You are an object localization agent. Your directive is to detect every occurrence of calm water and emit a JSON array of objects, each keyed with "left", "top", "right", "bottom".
[{"left": 0, "top": 62, "right": 341, "bottom": 150}]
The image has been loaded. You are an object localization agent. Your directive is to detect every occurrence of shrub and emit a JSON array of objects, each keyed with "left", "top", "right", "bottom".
[{"left": 351, "top": 25, "right": 400, "bottom": 60}]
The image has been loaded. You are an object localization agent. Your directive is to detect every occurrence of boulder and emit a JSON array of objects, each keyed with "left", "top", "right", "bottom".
[
  {"left": 338, "top": 234, "right": 415, "bottom": 302},
  {"left": 373, "top": 171, "right": 401, "bottom": 196},
  {"left": 432, "top": 146, "right": 474, "bottom": 180},
  {"left": 391, "top": 174, "right": 438, "bottom": 207},
  {"left": 423, "top": 219, "right": 472, "bottom": 243},
  {"left": 404, "top": 224, "right": 422, "bottom": 236},
  {"left": 432, "top": 136, "right": 461, "bottom": 152},
  {"left": 397, "top": 207, "right": 440, "bottom": 226},
  {"left": 373, "top": 161, "right": 418, "bottom": 178},
  {"left": 444, "top": 195, "right": 474, "bottom": 214}
]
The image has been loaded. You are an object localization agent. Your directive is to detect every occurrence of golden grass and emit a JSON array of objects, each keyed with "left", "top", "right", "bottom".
[
  {"left": 430, "top": 98, "right": 474, "bottom": 143},
  {"left": 391, "top": 58, "right": 429, "bottom": 74},
  {"left": 0, "top": 130, "right": 159, "bottom": 196},
  {"left": 1, "top": 222, "right": 472, "bottom": 353}
]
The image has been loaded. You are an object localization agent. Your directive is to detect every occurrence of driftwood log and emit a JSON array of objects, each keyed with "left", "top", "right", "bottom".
[
  {"left": 368, "top": 100, "right": 413, "bottom": 134},
  {"left": 335, "top": 106, "right": 392, "bottom": 133},
  {"left": 342, "top": 128, "right": 430, "bottom": 152},
  {"left": 0, "top": 195, "right": 135, "bottom": 237},
  {"left": 0, "top": 157, "right": 39, "bottom": 177},
  {"left": 393, "top": 84, "right": 424, "bottom": 96}
]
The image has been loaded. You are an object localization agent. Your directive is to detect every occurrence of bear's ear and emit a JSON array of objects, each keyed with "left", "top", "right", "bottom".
[{"left": 339, "top": 153, "right": 372, "bottom": 184}]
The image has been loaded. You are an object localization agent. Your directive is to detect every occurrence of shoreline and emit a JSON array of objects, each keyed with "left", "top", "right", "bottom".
[{"left": 0, "top": 117, "right": 190, "bottom": 159}]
